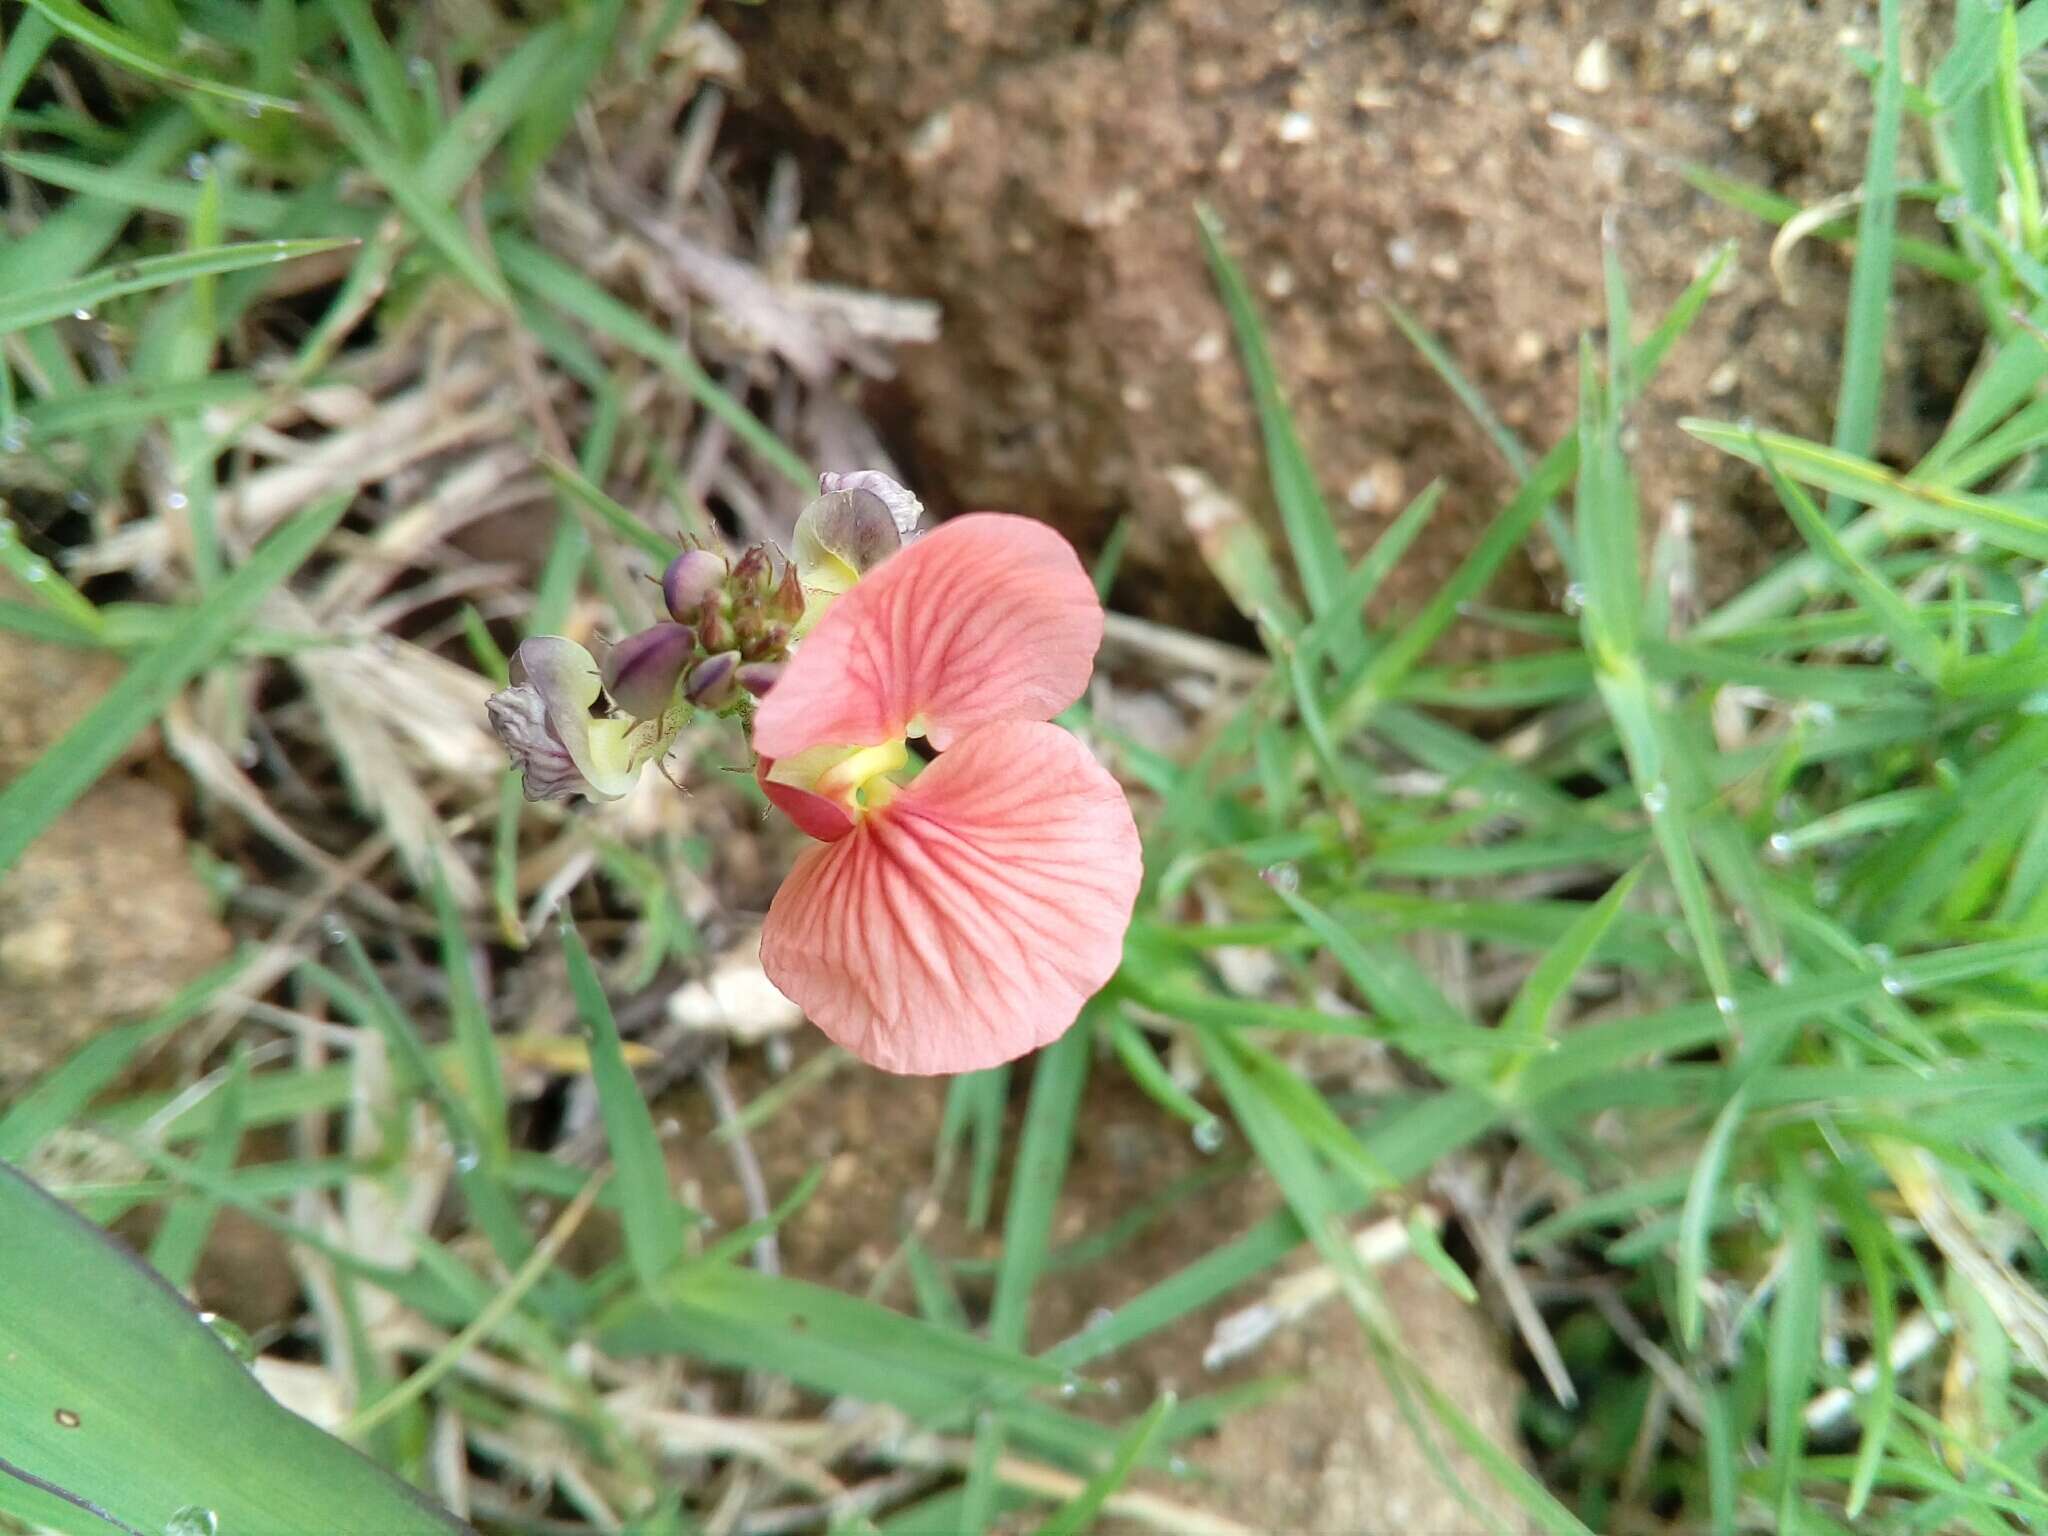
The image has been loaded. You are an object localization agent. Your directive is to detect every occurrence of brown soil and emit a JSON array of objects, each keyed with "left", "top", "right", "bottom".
[
  {"left": 664, "top": 1046, "right": 1532, "bottom": 1532},
  {"left": 0, "top": 624, "right": 232, "bottom": 1085},
  {"left": 732, "top": 0, "right": 1974, "bottom": 641}
]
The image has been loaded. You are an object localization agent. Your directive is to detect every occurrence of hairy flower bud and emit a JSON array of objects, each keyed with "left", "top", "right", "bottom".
[
  {"left": 663, "top": 547, "right": 726, "bottom": 623},
  {"left": 730, "top": 544, "right": 774, "bottom": 599},
  {"left": 601, "top": 622, "right": 695, "bottom": 720},
  {"left": 685, "top": 649, "right": 742, "bottom": 710},
  {"left": 767, "top": 552, "right": 807, "bottom": 625}
]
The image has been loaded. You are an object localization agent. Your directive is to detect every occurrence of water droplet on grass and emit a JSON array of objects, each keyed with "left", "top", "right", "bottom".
[
  {"left": 165, "top": 1505, "right": 218, "bottom": 1536},
  {"left": 1881, "top": 974, "right": 1907, "bottom": 997},
  {"left": 1641, "top": 782, "right": 1668, "bottom": 816},
  {"left": 166, "top": 491, "right": 189, "bottom": 511},
  {"left": 1715, "top": 994, "right": 1738, "bottom": 1020},
  {"left": 1192, "top": 1118, "right": 1226, "bottom": 1154}
]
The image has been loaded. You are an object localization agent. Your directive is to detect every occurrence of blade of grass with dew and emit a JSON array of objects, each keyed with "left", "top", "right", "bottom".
[
  {"left": 1578, "top": 325, "right": 1737, "bottom": 1016},
  {"left": 21, "top": 0, "right": 299, "bottom": 115},
  {"left": 0, "top": 492, "right": 346, "bottom": 873},
  {"left": 0, "top": 238, "right": 353, "bottom": 335},
  {"left": 561, "top": 917, "right": 686, "bottom": 1296},
  {"left": 0, "top": 1162, "right": 465, "bottom": 1535}
]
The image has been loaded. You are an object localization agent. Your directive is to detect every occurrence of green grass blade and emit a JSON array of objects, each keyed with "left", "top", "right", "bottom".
[
  {"left": 0, "top": 493, "right": 347, "bottom": 873},
  {"left": 0, "top": 1163, "right": 464, "bottom": 1534},
  {"left": 0, "top": 239, "right": 352, "bottom": 336},
  {"left": 1677, "top": 1086, "right": 1749, "bottom": 1349},
  {"left": 304, "top": 79, "right": 509, "bottom": 305},
  {"left": 498, "top": 234, "right": 812, "bottom": 490},
  {"left": 561, "top": 917, "right": 686, "bottom": 1295},
  {"left": 1030, "top": 1391, "right": 1174, "bottom": 1536},
  {"left": 1196, "top": 202, "right": 1364, "bottom": 665},
  {"left": 988, "top": 1022, "right": 1091, "bottom": 1351},
  {"left": 22, "top": 0, "right": 299, "bottom": 115},
  {"left": 1826, "top": 0, "right": 1904, "bottom": 521}
]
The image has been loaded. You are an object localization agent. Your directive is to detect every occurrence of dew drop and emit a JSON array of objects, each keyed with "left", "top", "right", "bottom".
[
  {"left": 1167, "top": 1456, "right": 1191, "bottom": 1477},
  {"left": 1935, "top": 195, "right": 1964, "bottom": 224},
  {"left": 66, "top": 489, "right": 91, "bottom": 511},
  {"left": 1561, "top": 581, "right": 1586, "bottom": 616},
  {"left": 166, "top": 491, "right": 189, "bottom": 511},
  {"left": 1086, "top": 1306, "right": 1116, "bottom": 1332},
  {"left": 1714, "top": 994, "right": 1738, "bottom": 1020},
  {"left": 1192, "top": 1117, "right": 1226, "bottom": 1154},
  {"left": 245, "top": 100, "right": 264, "bottom": 118},
  {"left": 23, "top": 564, "right": 46, "bottom": 582},
  {"left": 454, "top": 1144, "right": 482, "bottom": 1174},
  {"left": 1260, "top": 862, "right": 1299, "bottom": 893},
  {"left": 1641, "top": 782, "right": 1669, "bottom": 816},
  {"left": 237, "top": 739, "right": 260, "bottom": 769},
  {"left": 53, "top": 1408, "right": 80, "bottom": 1429},
  {"left": 1880, "top": 974, "right": 1907, "bottom": 997},
  {"left": 197, "top": 1311, "right": 255, "bottom": 1364},
  {"left": 1058, "top": 1375, "right": 1082, "bottom": 1399},
  {"left": 320, "top": 913, "right": 348, "bottom": 946},
  {"left": 1765, "top": 832, "right": 1793, "bottom": 860},
  {"left": 165, "top": 1505, "right": 218, "bottom": 1536},
  {"left": 1862, "top": 942, "right": 1894, "bottom": 967},
  {"left": 186, "top": 152, "right": 210, "bottom": 179},
  {"left": 71, "top": 309, "right": 91, "bottom": 322}
]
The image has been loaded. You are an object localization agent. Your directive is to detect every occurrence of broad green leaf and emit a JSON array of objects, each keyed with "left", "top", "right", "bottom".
[{"left": 0, "top": 1162, "right": 464, "bottom": 1535}]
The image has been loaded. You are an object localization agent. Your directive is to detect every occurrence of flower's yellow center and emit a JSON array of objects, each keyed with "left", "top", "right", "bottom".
[{"left": 768, "top": 738, "right": 909, "bottom": 818}]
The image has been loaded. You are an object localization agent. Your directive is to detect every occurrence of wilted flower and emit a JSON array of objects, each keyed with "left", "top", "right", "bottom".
[
  {"left": 753, "top": 514, "right": 1142, "bottom": 1075},
  {"left": 487, "top": 636, "right": 685, "bottom": 803}
]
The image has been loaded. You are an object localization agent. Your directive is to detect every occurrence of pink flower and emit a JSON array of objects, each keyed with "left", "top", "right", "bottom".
[{"left": 753, "top": 514, "right": 1142, "bottom": 1075}]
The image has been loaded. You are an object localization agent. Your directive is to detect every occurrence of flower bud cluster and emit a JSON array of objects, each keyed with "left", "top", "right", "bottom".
[{"left": 630, "top": 538, "right": 804, "bottom": 714}]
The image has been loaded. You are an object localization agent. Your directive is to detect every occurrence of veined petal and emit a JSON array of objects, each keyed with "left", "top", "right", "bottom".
[
  {"left": 753, "top": 514, "right": 1102, "bottom": 760},
  {"left": 760, "top": 721, "right": 1141, "bottom": 1075}
]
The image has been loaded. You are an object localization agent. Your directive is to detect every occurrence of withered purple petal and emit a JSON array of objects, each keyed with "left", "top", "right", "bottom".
[{"left": 486, "top": 685, "right": 588, "bottom": 802}]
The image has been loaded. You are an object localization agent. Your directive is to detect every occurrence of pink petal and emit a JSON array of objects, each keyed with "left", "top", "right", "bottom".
[
  {"left": 753, "top": 515, "right": 1103, "bottom": 760},
  {"left": 760, "top": 721, "right": 1141, "bottom": 1075}
]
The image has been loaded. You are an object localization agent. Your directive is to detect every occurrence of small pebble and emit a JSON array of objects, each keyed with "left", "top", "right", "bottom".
[{"left": 1574, "top": 38, "right": 1615, "bottom": 94}]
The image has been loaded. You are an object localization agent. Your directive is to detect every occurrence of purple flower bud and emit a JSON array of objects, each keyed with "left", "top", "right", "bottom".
[
  {"left": 601, "top": 622, "right": 696, "bottom": 719},
  {"left": 684, "top": 649, "right": 742, "bottom": 710},
  {"left": 663, "top": 547, "right": 726, "bottom": 623},
  {"left": 736, "top": 660, "right": 783, "bottom": 698}
]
